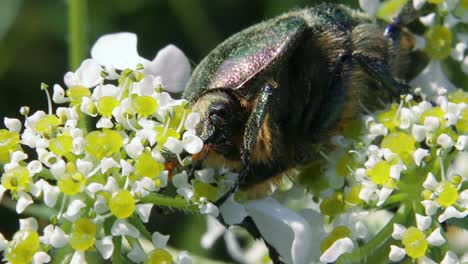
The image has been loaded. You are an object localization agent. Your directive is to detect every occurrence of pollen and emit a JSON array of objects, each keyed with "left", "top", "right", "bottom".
[
  {"left": 435, "top": 182, "right": 458, "bottom": 207},
  {"left": 109, "top": 190, "right": 136, "bottom": 219},
  {"left": 5, "top": 229, "right": 40, "bottom": 264},
  {"left": 146, "top": 248, "right": 173, "bottom": 264},
  {"left": 132, "top": 95, "right": 158, "bottom": 117},
  {"left": 401, "top": 227, "right": 428, "bottom": 258},
  {"left": 69, "top": 218, "right": 96, "bottom": 251}
]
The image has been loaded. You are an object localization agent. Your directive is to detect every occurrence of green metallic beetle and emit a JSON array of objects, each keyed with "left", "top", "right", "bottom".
[
  {"left": 182, "top": 3, "right": 429, "bottom": 263},
  {"left": 183, "top": 4, "right": 423, "bottom": 203}
]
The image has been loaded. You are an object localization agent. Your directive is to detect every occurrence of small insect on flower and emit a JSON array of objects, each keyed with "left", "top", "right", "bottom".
[{"left": 184, "top": 3, "right": 427, "bottom": 203}]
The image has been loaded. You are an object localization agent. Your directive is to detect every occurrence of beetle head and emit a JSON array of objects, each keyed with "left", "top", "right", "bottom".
[{"left": 190, "top": 92, "right": 245, "bottom": 159}]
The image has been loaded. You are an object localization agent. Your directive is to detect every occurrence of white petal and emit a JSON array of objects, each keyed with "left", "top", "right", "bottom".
[
  {"left": 177, "top": 251, "right": 192, "bottom": 264},
  {"left": 70, "top": 250, "right": 86, "bottom": 264},
  {"left": 42, "top": 184, "right": 60, "bottom": 208},
  {"left": 437, "top": 134, "right": 454, "bottom": 149},
  {"left": 145, "top": 44, "right": 191, "bottom": 93},
  {"left": 423, "top": 172, "right": 438, "bottom": 190},
  {"left": 177, "top": 187, "right": 194, "bottom": 201},
  {"left": 33, "top": 251, "right": 51, "bottom": 264},
  {"left": 194, "top": 168, "right": 216, "bottom": 183},
  {"left": 184, "top": 112, "right": 200, "bottom": 131},
  {"left": 172, "top": 171, "right": 189, "bottom": 188},
  {"left": 421, "top": 200, "right": 439, "bottom": 216},
  {"left": 135, "top": 203, "right": 153, "bottom": 223},
  {"left": 441, "top": 251, "right": 459, "bottom": 264},
  {"left": 96, "top": 117, "right": 113, "bottom": 128},
  {"left": 245, "top": 197, "right": 314, "bottom": 264},
  {"left": 50, "top": 226, "right": 68, "bottom": 248},
  {"left": 392, "top": 223, "right": 407, "bottom": 240},
  {"left": 17, "top": 192, "right": 34, "bottom": 213},
  {"left": 84, "top": 183, "right": 102, "bottom": 199},
  {"left": 4, "top": 117, "right": 22, "bottom": 132},
  {"left": 438, "top": 206, "right": 468, "bottom": 223},
  {"left": 201, "top": 216, "right": 226, "bottom": 249},
  {"left": 63, "top": 199, "right": 86, "bottom": 222},
  {"left": 424, "top": 116, "right": 440, "bottom": 131},
  {"left": 359, "top": 0, "right": 380, "bottom": 15},
  {"left": 0, "top": 185, "right": 5, "bottom": 203},
  {"left": 319, "top": 237, "right": 355, "bottom": 263},
  {"left": 27, "top": 160, "right": 43, "bottom": 175},
  {"left": 127, "top": 243, "right": 146, "bottom": 263},
  {"left": 415, "top": 214, "right": 432, "bottom": 231},
  {"left": 50, "top": 159, "right": 66, "bottom": 178},
  {"left": 412, "top": 124, "right": 427, "bottom": 142},
  {"left": 219, "top": 195, "right": 248, "bottom": 225},
  {"left": 389, "top": 245, "right": 406, "bottom": 262},
  {"left": 100, "top": 157, "right": 120, "bottom": 174},
  {"left": 20, "top": 217, "right": 38, "bottom": 231},
  {"left": 390, "top": 164, "right": 406, "bottom": 180},
  {"left": 120, "top": 159, "right": 134, "bottom": 177},
  {"left": 426, "top": 227, "right": 445, "bottom": 246},
  {"left": 75, "top": 59, "right": 103, "bottom": 88},
  {"left": 411, "top": 60, "right": 456, "bottom": 98},
  {"left": 419, "top": 255, "right": 438, "bottom": 264},
  {"left": 182, "top": 133, "right": 203, "bottom": 154},
  {"left": 377, "top": 187, "right": 394, "bottom": 206},
  {"left": 152, "top": 231, "right": 170, "bottom": 249},
  {"left": 111, "top": 219, "right": 140, "bottom": 238},
  {"left": 91, "top": 32, "right": 148, "bottom": 70},
  {"left": 452, "top": 152, "right": 468, "bottom": 178},
  {"left": 76, "top": 159, "right": 93, "bottom": 175},
  {"left": 0, "top": 233, "right": 7, "bottom": 251},
  {"left": 413, "top": 0, "right": 426, "bottom": 10},
  {"left": 94, "top": 195, "right": 109, "bottom": 214},
  {"left": 124, "top": 138, "right": 144, "bottom": 159},
  {"left": 419, "top": 12, "right": 436, "bottom": 26},
  {"left": 200, "top": 202, "right": 219, "bottom": 217},
  {"left": 95, "top": 236, "right": 114, "bottom": 260},
  {"left": 463, "top": 56, "right": 468, "bottom": 74},
  {"left": 52, "top": 84, "right": 68, "bottom": 104},
  {"left": 455, "top": 135, "right": 468, "bottom": 151},
  {"left": 413, "top": 148, "right": 429, "bottom": 166},
  {"left": 164, "top": 137, "right": 183, "bottom": 154}
]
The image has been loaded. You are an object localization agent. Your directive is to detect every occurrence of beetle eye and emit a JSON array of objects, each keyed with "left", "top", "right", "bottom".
[{"left": 210, "top": 102, "right": 228, "bottom": 118}]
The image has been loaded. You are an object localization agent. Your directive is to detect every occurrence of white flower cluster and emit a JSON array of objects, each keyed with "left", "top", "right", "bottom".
[{"left": 0, "top": 32, "right": 212, "bottom": 264}]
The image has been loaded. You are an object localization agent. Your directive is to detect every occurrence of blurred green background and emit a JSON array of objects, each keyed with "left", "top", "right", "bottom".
[{"left": 0, "top": 0, "right": 466, "bottom": 262}]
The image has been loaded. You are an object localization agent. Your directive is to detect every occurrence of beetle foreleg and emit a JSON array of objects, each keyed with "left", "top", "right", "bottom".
[{"left": 214, "top": 81, "right": 277, "bottom": 206}]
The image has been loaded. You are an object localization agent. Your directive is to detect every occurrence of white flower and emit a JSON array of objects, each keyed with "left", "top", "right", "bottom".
[
  {"left": 389, "top": 245, "right": 406, "bottom": 262},
  {"left": 411, "top": 60, "right": 456, "bottom": 98},
  {"left": 359, "top": 0, "right": 380, "bottom": 16},
  {"left": 111, "top": 219, "right": 140, "bottom": 238},
  {"left": 320, "top": 238, "right": 355, "bottom": 263},
  {"left": 127, "top": 243, "right": 146, "bottom": 263},
  {"left": 63, "top": 199, "right": 86, "bottom": 222},
  {"left": 438, "top": 206, "right": 468, "bottom": 222},
  {"left": 245, "top": 197, "right": 314, "bottom": 264},
  {"left": 32, "top": 251, "right": 51, "bottom": 264},
  {"left": 95, "top": 236, "right": 114, "bottom": 260},
  {"left": 91, "top": 32, "right": 148, "bottom": 70},
  {"left": 201, "top": 216, "right": 226, "bottom": 249},
  {"left": 177, "top": 251, "right": 192, "bottom": 264},
  {"left": 413, "top": 148, "right": 429, "bottom": 166},
  {"left": 64, "top": 59, "right": 103, "bottom": 88},
  {"left": 145, "top": 44, "right": 191, "bottom": 93},
  {"left": 135, "top": 203, "right": 153, "bottom": 223},
  {"left": 152, "top": 231, "right": 170, "bottom": 249},
  {"left": 4, "top": 117, "right": 21, "bottom": 132}
]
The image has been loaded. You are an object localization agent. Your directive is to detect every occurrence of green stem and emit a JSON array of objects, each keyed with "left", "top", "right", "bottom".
[
  {"left": 337, "top": 203, "right": 412, "bottom": 264},
  {"left": 381, "top": 193, "right": 408, "bottom": 207},
  {"left": 139, "top": 193, "right": 199, "bottom": 213},
  {"left": 67, "top": 0, "right": 87, "bottom": 70},
  {"left": 112, "top": 236, "right": 123, "bottom": 264}
]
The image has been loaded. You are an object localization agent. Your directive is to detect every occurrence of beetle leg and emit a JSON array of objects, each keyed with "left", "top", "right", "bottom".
[
  {"left": 352, "top": 52, "right": 411, "bottom": 96},
  {"left": 214, "top": 81, "right": 277, "bottom": 206}
]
